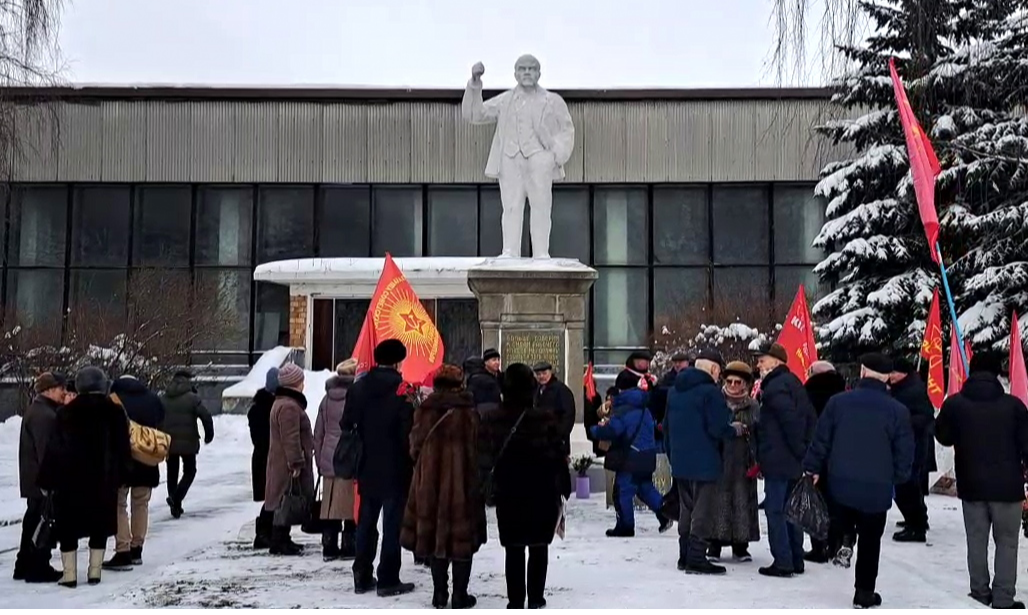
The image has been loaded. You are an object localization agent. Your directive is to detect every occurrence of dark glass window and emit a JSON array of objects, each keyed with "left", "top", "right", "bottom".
[
  {"left": 9, "top": 186, "right": 67, "bottom": 267},
  {"left": 479, "top": 186, "right": 529, "bottom": 257},
  {"left": 133, "top": 186, "right": 191, "bottom": 266},
  {"left": 774, "top": 266, "right": 829, "bottom": 322},
  {"left": 428, "top": 187, "right": 477, "bottom": 257},
  {"left": 653, "top": 186, "right": 708, "bottom": 265},
  {"left": 71, "top": 186, "right": 130, "bottom": 267},
  {"left": 319, "top": 186, "right": 371, "bottom": 258},
  {"left": 257, "top": 186, "right": 314, "bottom": 263},
  {"left": 334, "top": 299, "right": 371, "bottom": 365},
  {"left": 593, "top": 267, "right": 649, "bottom": 350},
  {"left": 594, "top": 187, "right": 647, "bottom": 265},
  {"left": 196, "top": 269, "right": 252, "bottom": 351},
  {"left": 254, "top": 282, "right": 290, "bottom": 350},
  {"left": 372, "top": 187, "right": 423, "bottom": 257},
  {"left": 6, "top": 269, "right": 64, "bottom": 330},
  {"left": 436, "top": 299, "right": 481, "bottom": 364},
  {"left": 550, "top": 186, "right": 590, "bottom": 262},
  {"left": 69, "top": 269, "right": 127, "bottom": 317},
  {"left": 713, "top": 267, "right": 771, "bottom": 327},
  {"left": 774, "top": 185, "right": 826, "bottom": 264},
  {"left": 197, "top": 187, "right": 253, "bottom": 267},
  {"left": 653, "top": 267, "right": 710, "bottom": 326},
  {"left": 712, "top": 186, "right": 769, "bottom": 265}
]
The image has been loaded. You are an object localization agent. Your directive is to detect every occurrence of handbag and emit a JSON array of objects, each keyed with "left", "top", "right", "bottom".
[
  {"left": 32, "top": 494, "right": 56, "bottom": 549},
  {"left": 274, "top": 476, "right": 312, "bottom": 527},
  {"left": 332, "top": 429, "right": 362, "bottom": 480},
  {"left": 111, "top": 393, "right": 172, "bottom": 467},
  {"left": 603, "top": 410, "right": 647, "bottom": 473},
  {"left": 300, "top": 476, "right": 330, "bottom": 535},
  {"left": 554, "top": 496, "right": 567, "bottom": 540},
  {"left": 484, "top": 410, "right": 527, "bottom": 507}
]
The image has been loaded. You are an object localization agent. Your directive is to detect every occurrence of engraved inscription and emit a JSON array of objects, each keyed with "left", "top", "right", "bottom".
[{"left": 501, "top": 330, "right": 564, "bottom": 379}]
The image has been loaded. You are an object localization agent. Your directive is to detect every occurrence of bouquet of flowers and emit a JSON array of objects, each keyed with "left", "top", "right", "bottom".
[
  {"left": 397, "top": 381, "right": 430, "bottom": 409},
  {"left": 571, "top": 455, "right": 594, "bottom": 477}
]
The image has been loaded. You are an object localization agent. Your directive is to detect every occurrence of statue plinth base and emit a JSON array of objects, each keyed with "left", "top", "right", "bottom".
[{"left": 467, "top": 258, "right": 598, "bottom": 423}]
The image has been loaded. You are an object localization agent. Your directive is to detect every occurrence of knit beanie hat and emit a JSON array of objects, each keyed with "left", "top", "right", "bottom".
[
  {"left": 278, "top": 363, "right": 305, "bottom": 388},
  {"left": 265, "top": 367, "right": 280, "bottom": 392}
]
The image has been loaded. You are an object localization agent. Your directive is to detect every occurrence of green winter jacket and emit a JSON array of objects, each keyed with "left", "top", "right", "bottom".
[{"left": 160, "top": 377, "right": 214, "bottom": 456}]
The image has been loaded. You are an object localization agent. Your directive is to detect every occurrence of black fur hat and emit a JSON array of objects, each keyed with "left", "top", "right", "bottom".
[
  {"left": 374, "top": 339, "right": 407, "bottom": 366},
  {"left": 75, "top": 366, "right": 110, "bottom": 396}
]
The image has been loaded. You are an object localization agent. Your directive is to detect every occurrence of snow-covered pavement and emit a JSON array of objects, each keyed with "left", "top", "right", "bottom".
[{"left": 0, "top": 415, "right": 1010, "bottom": 608}]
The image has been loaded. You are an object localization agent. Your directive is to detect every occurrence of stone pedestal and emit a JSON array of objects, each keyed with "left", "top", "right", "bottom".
[{"left": 467, "top": 259, "right": 598, "bottom": 421}]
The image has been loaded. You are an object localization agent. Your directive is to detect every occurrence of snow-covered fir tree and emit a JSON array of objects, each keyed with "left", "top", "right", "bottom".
[{"left": 812, "top": 0, "right": 958, "bottom": 360}]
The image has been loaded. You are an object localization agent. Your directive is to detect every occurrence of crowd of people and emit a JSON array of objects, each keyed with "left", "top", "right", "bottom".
[
  {"left": 12, "top": 334, "right": 1028, "bottom": 610},
  {"left": 14, "top": 369, "right": 214, "bottom": 588}
]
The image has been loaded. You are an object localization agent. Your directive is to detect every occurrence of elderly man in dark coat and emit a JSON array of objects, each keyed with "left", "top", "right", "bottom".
[
  {"left": 343, "top": 339, "right": 417, "bottom": 598},
  {"left": 802, "top": 360, "right": 848, "bottom": 564},
  {"left": 14, "top": 373, "right": 66, "bottom": 583},
  {"left": 247, "top": 367, "right": 278, "bottom": 549},
  {"left": 463, "top": 350, "right": 502, "bottom": 411},
  {"left": 37, "top": 367, "right": 132, "bottom": 588},
  {"left": 160, "top": 370, "right": 214, "bottom": 518},
  {"left": 888, "top": 357, "right": 936, "bottom": 543},
  {"left": 804, "top": 353, "right": 914, "bottom": 609},
  {"left": 104, "top": 376, "right": 165, "bottom": 570}
]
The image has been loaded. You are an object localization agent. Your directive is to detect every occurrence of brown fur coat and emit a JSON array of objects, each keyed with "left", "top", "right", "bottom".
[{"left": 400, "top": 388, "right": 484, "bottom": 561}]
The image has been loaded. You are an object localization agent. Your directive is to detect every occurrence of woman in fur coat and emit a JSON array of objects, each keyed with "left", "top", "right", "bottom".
[{"left": 401, "top": 364, "right": 483, "bottom": 609}]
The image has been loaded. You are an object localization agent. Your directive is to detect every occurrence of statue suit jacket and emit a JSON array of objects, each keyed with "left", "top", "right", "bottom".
[{"left": 462, "top": 81, "right": 575, "bottom": 181}]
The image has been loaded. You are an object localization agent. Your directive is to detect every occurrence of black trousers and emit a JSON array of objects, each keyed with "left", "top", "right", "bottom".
[
  {"left": 829, "top": 503, "right": 887, "bottom": 592},
  {"left": 15, "top": 497, "right": 50, "bottom": 573},
  {"left": 894, "top": 477, "right": 929, "bottom": 531},
  {"left": 60, "top": 535, "right": 107, "bottom": 553},
  {"left": 167, "top": 454, "right": 197, "bottom": 504},
  {"left": 354, "top": 495, "right": 404, "bottom": 587},
  {"left": 504, "top": 545, "right": 548, "bottom": 608}
]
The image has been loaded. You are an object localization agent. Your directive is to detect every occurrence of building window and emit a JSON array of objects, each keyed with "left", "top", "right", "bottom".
[
  {"left": 254, "top": 281, "right": 290, "bottom": 350},
  {"left": 653, "top": 267, "right": 710, "bottom": 327},
  {"left": 773, "top": 185, "right": 825, "bottom": 264},
  {"left": 257, "top": 186, "right": 314, "bottom": 264},
  {"left": 428, "top": 186, "right": 477, "bottom": 257},
  {"left": 372, "top": 186, "right": 423, "bottom": 257},
  {"left": 319, "top": 186, "right": 371, "bottom": 258},
  {"left": 334, "top": 299, "right": 371, "bottom": 366},
  {"left": 653, "top": 186, "right": 708, "bottom": 265},
  {"left": 195, "top": 269, "right": 252, "bottom": 351},
  {"left": 133, "top": 186, "right": 191, "bottom": 266},
  {"left": 774, "top": 266, "right": 828, "bottom": 322},
  {"left": 479, "top": 186, "right": 529, "bottom": 257},
  {"left": 71, "top": 186, "right": 130, "bottom": 267},
  {"left": 550, "top": 186, "right": 590, "bottom": 262},
  {"left": 713, "top": 267, "right": 771, "bottom": 326},
  {"left": 593, "top": 187, "right": 647, "bottom": 266},
  {"left": 9, "top": 186, "right": 67, "bottom": 267},
  {"left": 593, "top": 267, "right": 649, "bottom": 356},
  {"left": 197, "top": 187, "right": 253, "bottom": 267},
  {"left": 712, "top": 186, "right": 769, "bottom": 265},
  {"left": 6, "top": 269, "right": 64, "bottom": 331},
  {"left": 69, "top": 269, "right": 127, "bottom": 319}
]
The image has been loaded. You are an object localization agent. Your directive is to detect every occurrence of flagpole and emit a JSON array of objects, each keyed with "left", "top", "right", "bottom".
[{"left": 936, "top": 241, "right": 969, "bottom": 373}]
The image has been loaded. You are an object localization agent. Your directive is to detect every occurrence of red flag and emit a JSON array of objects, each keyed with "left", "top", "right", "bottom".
[
  {"left": 889, "top": 57, "right": 943, "bottom": 264},
  {"left": 350, "top": 254, "right": 444, "bottom": 385},
  {"left": 1010, "top": 313, "right": 1028, "bottom": 405},
  {"left": 919, "top": 289, "right": 945, "bottom": 409},
  {"left": 584, "top": 362, "right": 598, "bottom": 402},
  {"left": 775, "top": 285, "right": 819, "bottom": 383},
  {"left": 946, "top": 327, "right": 972, "bottom": 397}
]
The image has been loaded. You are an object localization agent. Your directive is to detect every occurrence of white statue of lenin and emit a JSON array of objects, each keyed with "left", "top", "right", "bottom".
[{"left": 462, "top": 55, "right": 576, "bottom": 259}]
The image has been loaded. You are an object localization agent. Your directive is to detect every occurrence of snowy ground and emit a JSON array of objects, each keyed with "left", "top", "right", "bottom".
[{"left": 0, "top": 414, "right": 1012, "bottom": 609}]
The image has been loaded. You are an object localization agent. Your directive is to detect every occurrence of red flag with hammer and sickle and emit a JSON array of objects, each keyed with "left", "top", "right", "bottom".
[
  {"left": 775, "top": 285, "right": 819, "bottom": 383},
  {"left": 919, "top": 288, "right": 945, "bottom": 409}
]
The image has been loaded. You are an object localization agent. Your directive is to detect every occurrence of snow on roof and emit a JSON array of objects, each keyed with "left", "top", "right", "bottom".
[{"left": 221, "top": 346, "right": 294, "bottom": 400}]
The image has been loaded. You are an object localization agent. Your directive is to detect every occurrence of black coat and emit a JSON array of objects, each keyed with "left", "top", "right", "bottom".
[
  {"left": 890, "top": 373, "right": 936, "bottom": 477},
  {"left": 161, "top": 377, "right": 214, "bottom": 456},
  {"left": 535, "top": 377, "right": 576, "bottom": 456},
  {"left": 464, "top": 358, "right": 502, "bottom": 409},
  {"left": 37, "top": 394, "right": 132, "bottom": 543},
  {"left": 111, "top": 378, "right": 165, "bottom": 488},
  {"left": 803, "top": 379, "right": 914, "bottom": 513},
  {"left": 755, "top": 365, "right": 817, "bottom": 481},
  {"left": 19, "top": 395, "right": 60, "bottom": 499},
  {"left": 648, "top": 369, "right": 679, "bottom": 442},
  {"left": 483, "top": 400, "right": 567, "bottom": 547},
  {"left": 935, "top": 373, "right": 1028, "bottom": 502},
  {"left": 247, "top": 389, "right": 275, "bottom": 502},
  {"left": 804, "top": 371, "right": 847, "bottom": 417},
  {"left": 341, "top": 366, "right": 415, "bottom": 500}
]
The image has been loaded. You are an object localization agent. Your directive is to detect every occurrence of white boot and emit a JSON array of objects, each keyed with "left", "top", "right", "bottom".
[
  {"left": 59, "top": 551, "right": 77, "bottom": 588},
  {"left": 87, "top": 549, "right": 104, "bottom": 585}
]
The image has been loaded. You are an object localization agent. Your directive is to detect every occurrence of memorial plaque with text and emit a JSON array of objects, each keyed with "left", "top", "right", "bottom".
[{"left": 501, "top": 330, "right": 564, "bottom": 379}]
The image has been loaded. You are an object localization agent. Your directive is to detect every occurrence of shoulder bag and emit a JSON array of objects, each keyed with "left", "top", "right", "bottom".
[
  {"left": 111, "top": 392, "right": 172, "bottom": 467},
  {"left": 483, "top": 410, "right": 527, "bottom": 507}
]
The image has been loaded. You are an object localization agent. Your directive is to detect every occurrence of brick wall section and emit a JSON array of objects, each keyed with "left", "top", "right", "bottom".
[{"left": 289, "top": 295, "right": 308, "bottom": 348}]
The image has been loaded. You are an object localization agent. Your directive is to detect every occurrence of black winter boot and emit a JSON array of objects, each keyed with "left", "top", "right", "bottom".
[
  {"left": 853, "top": 590, "right": 883, "bottom": 609},
  {"left": 269, "top": 526, "right": 302, "bottom": 556},
  {"left": 892, "top": 528, "right": 927, "bottom": 543},
  {"left": 322, "top": 530, "right": 341, "bottom": 562},
  {"left": 452, "top": 559, "right": 477, "bottom": 609},
  {"left": 353, "top": 567, "right": 377, "bottom": 594},
  {"left": 254, "top": 510, "right": 273, "bottom": 550},
  {"left": 340, "top": 524, "right": 357, "bottom": 561},
  {"left": 130, "top": 546, "right": 143, "bottom": 566},
  {"left": 101, "top": 551, "right": 134, "bottom": 571},
  {"left": 430, "top": 558, "right": 450, "bottom": 608}
]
